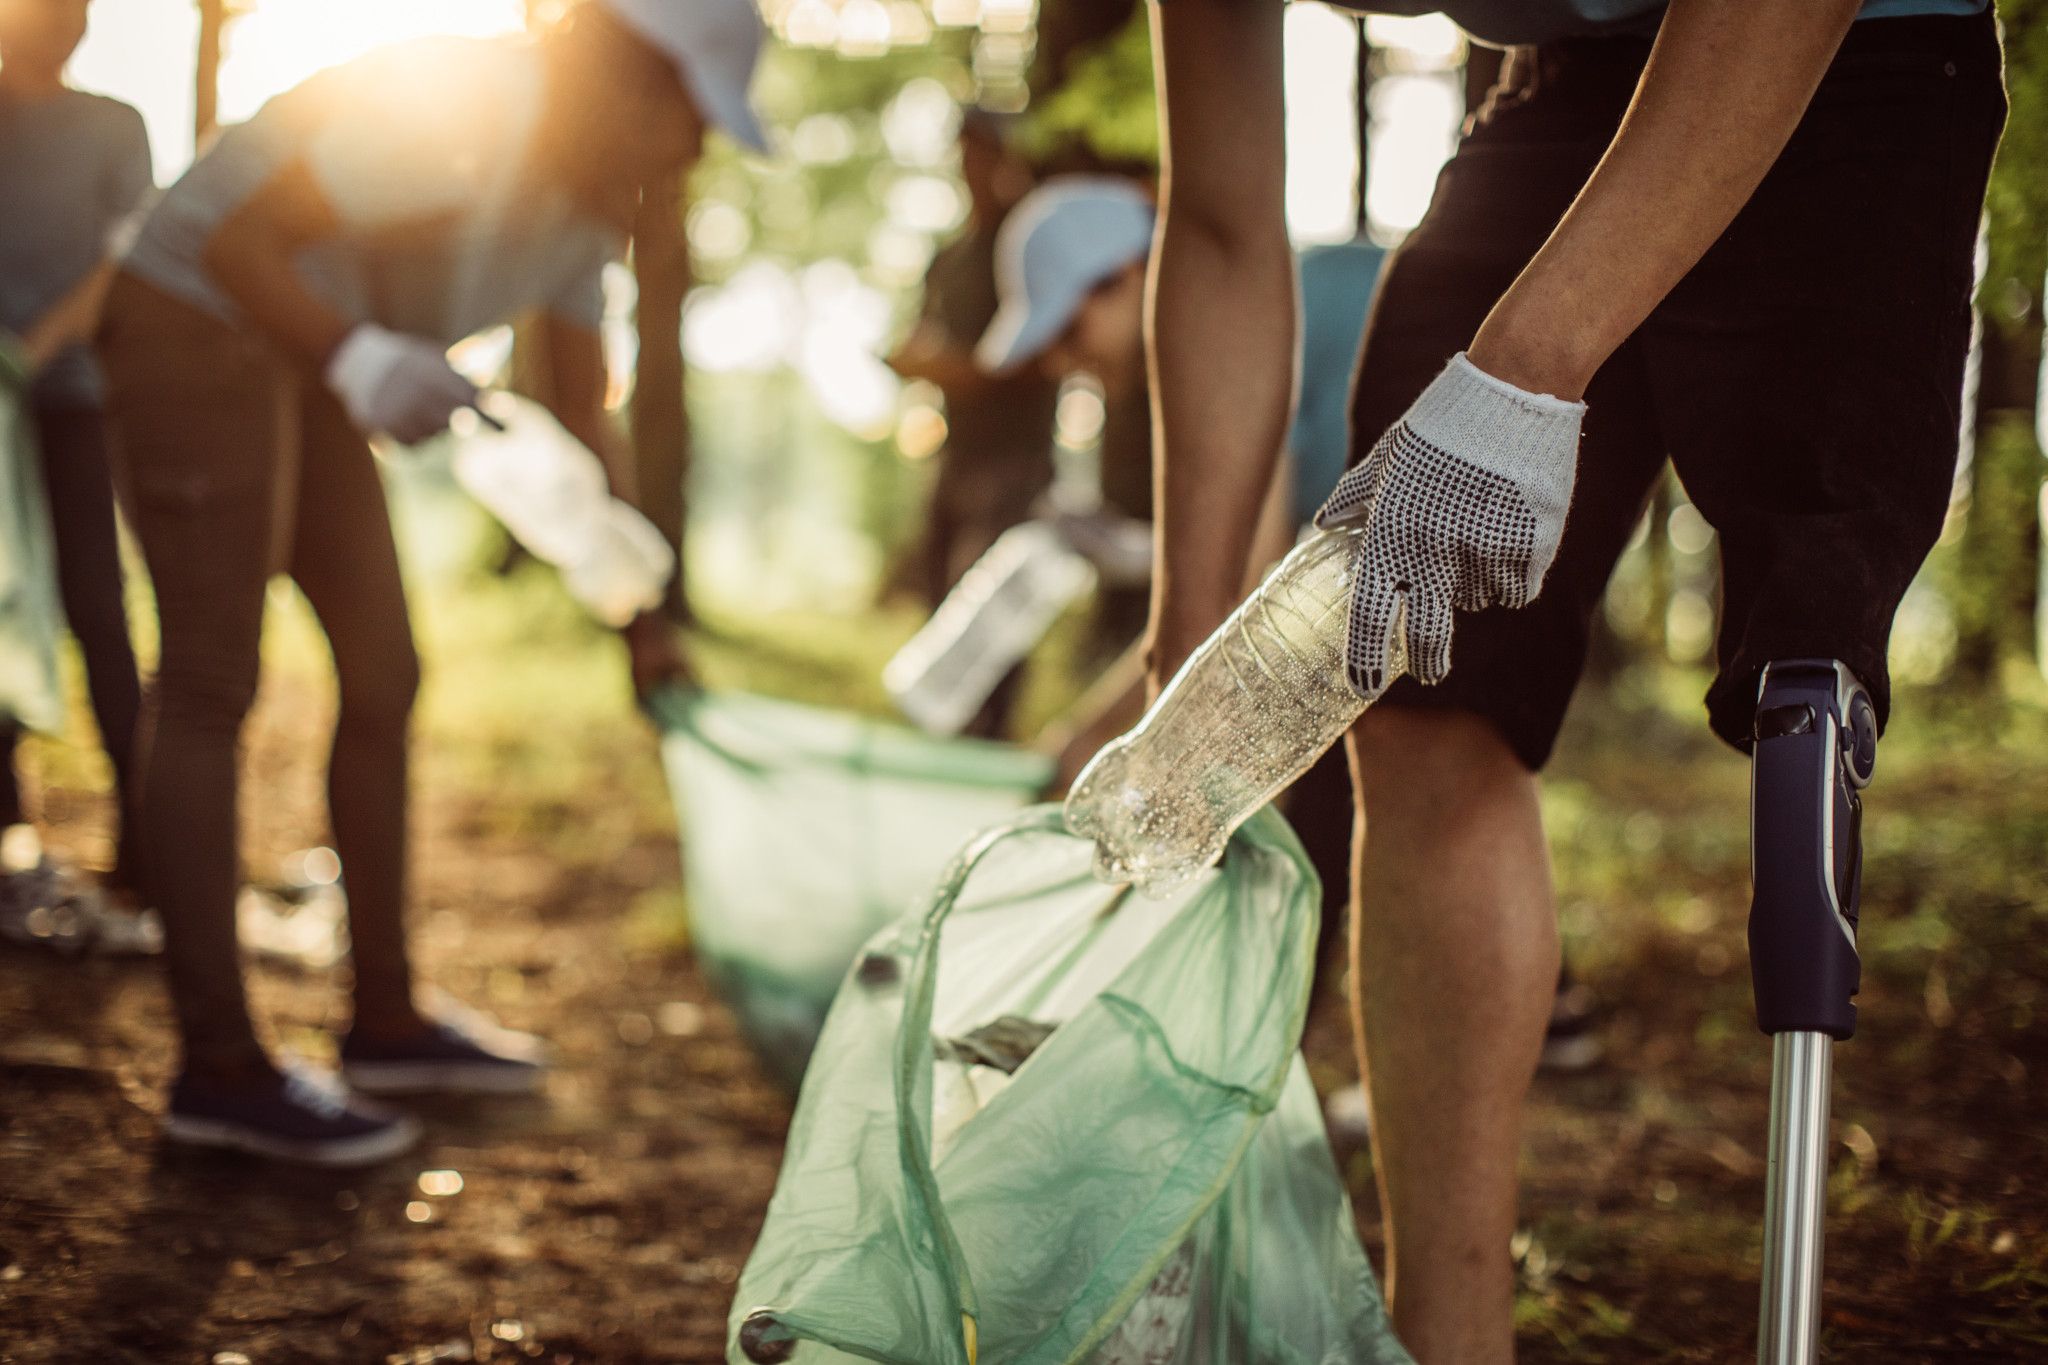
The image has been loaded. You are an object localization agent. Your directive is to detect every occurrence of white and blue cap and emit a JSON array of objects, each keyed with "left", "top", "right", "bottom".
[
  {"left": 597, "top": 0, "right": 771, "bottom": 153},
  {"left": 976, "top": 176, "right": 1156, "bottom": 374}
]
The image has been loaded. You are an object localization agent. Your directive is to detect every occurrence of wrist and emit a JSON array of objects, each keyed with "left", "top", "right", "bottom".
[
  {"left": 1466, "top": 313, "right": 1601, "bottom": 404},
  {"left": 623, "top": 609, "right": 675, "bottom": 640},
  {"left": 1406, "top": 352, "right": 1585, "bottom": 458}
]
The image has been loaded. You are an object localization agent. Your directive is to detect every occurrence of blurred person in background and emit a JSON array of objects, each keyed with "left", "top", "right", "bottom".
[
  {"left": 0, "top": 0, "right": 154, "bottom": 954},
  {"left": 1145, "top": 0, "right": 2003, "bottom": 1356},
  {"left": 886, "top": 110, "right": 1058, "bottom": 738},
  {"left": 95, "top": 0, "right": 769, "bottom": 1166}
]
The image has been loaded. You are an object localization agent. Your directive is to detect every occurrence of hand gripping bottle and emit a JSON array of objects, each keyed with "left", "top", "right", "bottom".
[{"left": 1064, "top": 526, "right": 1386, "bottom": 894}]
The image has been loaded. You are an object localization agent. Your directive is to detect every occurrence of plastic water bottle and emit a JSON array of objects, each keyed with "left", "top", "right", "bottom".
[
  {"left": 1064, "top": 526, "right": 1377, "bottom": 894},
  {"left": 559, "top": 503, "right": 678, "bottom": 628},
  {"left": 885, "top": 521, "right": 1096, "bottom": 736},
  {"left": 448, "top": 392, "right": 675, "bottom": 627}
]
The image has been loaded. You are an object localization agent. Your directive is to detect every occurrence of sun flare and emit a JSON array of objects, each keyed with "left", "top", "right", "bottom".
[{"left": 214, "top": 0, "right": 529, "bottom": 125}]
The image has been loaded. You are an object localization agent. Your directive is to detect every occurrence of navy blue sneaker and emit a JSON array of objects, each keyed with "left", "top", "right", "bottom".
[
  {"left": 164, "top": 1065, "right": 420, "bottom": 1167},
  {"left": 341, "top": 1004, "right": 547, "bottom": 1097}
]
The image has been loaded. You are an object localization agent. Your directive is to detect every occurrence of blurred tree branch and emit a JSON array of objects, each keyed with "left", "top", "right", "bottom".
[
  {"left": 1953, "top": 0, "right": 2046, "bottom": 679},
  {"left": 634, "top": 172, "right": 692, "bottom": 625}
]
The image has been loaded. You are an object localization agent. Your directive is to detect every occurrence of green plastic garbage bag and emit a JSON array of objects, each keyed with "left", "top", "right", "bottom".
[
  {"left": 728, "top": 805, "right": 1410, "bottom": 1365},
  {"left": 0, "top": 341, "right": 65, "bottom": 735},
  {"left": 653, "top": 688, "right": 1053, "bottom": 1084}
]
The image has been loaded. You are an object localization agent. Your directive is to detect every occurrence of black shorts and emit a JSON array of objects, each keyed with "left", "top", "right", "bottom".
[{"left": 1348, "top": 11, "right": 2007, "bottom": 769}]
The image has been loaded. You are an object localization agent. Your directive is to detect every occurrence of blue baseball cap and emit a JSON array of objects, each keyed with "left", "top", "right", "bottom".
[
  {"left": 976, "top": 176, "right": 1156, "bottom": 375},
  {"left": 599, "top": 0, "right": 771, "bottom": 153}
]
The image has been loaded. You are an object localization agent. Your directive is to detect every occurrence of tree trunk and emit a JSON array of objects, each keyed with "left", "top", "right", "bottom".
[
  {"left": 633, "top": 171, "right": 692, "bottom": 625},
  {"left": 194, "top": 0, "right": 225, "bottom": 143},
  {"left": 1954, "top": 314, "right": 2044, "bottom": 683},
  {"left": 1953, "top": 0, "right": 2047, "bottom": 678},
  {"left": 1354, "top": 20, "right": 1373, "bottom": 236}
]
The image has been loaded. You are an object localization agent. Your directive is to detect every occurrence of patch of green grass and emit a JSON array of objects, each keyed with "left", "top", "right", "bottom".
[{"left": 1512, "top": 1285, "right": 1642, "bottom": 1362}]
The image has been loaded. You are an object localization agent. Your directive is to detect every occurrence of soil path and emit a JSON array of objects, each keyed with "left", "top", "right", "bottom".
[{"left": 4, "top": 674, "right": 2043, "bottom": 1362}]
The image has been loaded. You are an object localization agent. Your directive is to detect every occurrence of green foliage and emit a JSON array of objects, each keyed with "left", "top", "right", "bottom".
[
  {"left": 1017, "top": 8, "right": 1159, "bottom": 168},
  {"left": 1984, "top": 0, "right": 2048, "bottom": 329},
  {"left": 1948, "top": 412, "right": 2043, "bottom": 680},
  {"left": 688, "top": 37, "right": 975, "bottom": 286},
  {"left": 678, "top": 42, "right": 978, "bottom": 586}
]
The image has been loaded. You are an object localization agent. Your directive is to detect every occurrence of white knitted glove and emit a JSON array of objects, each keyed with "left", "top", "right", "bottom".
[
  {"left": 1313, "top": 352, "right": 1585, "bottom": 700},
  {"left": 324, "top": 324, "right": 477, "bottom": 445}
]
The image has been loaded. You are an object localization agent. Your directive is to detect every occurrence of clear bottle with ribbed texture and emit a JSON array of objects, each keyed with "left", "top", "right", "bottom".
[
  {"left": 1064, "top": 525, "right": 1382, "bottom": 894},
  {"left": 884, "top": 521, "right": 1096, "bottom": 735}
]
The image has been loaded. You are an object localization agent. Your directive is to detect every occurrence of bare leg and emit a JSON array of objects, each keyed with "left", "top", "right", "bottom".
[{"left": 1347, "top": 706, "right": 1557, "bottom": 1363}]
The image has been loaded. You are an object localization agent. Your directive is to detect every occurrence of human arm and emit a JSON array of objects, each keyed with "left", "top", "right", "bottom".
[
  {"left": 1466, "top": 0, "right": 1861, "bottom": 398},
  {"left": 199, "top": 156, "right": 357, "bottom": 367},
  {"left": 889, "top": 237, "right": 996, "bottom": 394},
  {"left": 203, "top": 157, "right": 479, "bottom": 442},
  {"left": 1319, "top": 0, "right": 1862, "bottom": 694},
  {"left": 543, "top": 315, "right": 633, "bottom": 501},
  {"left": 1041, "top": 641, "right": 1148, "bottom": 796},
  {"left": 886, "top": 319, "right": 996, "bottom": 395},
  {"left": 1141, "top": 0, "right": 1297, "bottom": 692},
  {"left": 542, "top": 312, "right": 691, "bottom": 696},
  {"left": 1155, "top": 0, "right": 1862, "bottom": 696},
  {"left": 18, "top": 262, "right": 117, "bottom": 374},
  {"left": 1045, "top": 451, "right": 1298, "bottom": 788}
]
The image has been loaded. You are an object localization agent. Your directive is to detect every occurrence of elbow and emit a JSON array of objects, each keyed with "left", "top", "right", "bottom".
[{"left": 1157, "top": 190, "right": 1291, "bottom": 274}]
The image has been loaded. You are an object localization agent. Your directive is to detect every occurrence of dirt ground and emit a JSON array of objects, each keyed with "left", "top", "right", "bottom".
[{"left": 3, "top": 651, "right": 2045, "bottom": 1363}]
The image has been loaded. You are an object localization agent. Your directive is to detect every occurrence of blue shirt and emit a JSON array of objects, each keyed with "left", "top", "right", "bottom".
[
  {"left": 0, "top": 89, "right": 153, "bottom": 406},
  {"left": 1288, "top": 241, "right": 1387, "bottom": 526},
  {"left": 125, "top": 37, "right": 615, "bottom": 348},
  {"left": 1344, "top": 0, "right": 1987, "bottom": 47}
]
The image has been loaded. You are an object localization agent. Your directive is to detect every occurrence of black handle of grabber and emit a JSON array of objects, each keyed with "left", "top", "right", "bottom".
[{"left": 1748, "top": 660, "right": 1876, "bottom": 1040}]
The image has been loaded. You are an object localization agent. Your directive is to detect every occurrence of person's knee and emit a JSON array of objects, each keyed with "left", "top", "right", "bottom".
[
  {"left": 153, "top": 653, "right": 260, "bottom": 735},
  {"left": 1348, "top": 704, "right": 1532, "bottom": 821}
]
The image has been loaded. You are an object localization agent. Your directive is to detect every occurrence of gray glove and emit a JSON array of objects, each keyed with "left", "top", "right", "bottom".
[
  {"left": 1314, "top": 352, "right": 1585, "bottom": 700},
  {"left": 324, "top": 323, "right": 477, "bottom": 445}
]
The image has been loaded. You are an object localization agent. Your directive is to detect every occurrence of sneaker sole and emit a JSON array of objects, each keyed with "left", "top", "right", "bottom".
[
  {"left": 162, "top": 1112, "right": 421, "bottom": 1168},
  {"left": 342, "top": 1060, "right": 544, "bottom": 1097}
]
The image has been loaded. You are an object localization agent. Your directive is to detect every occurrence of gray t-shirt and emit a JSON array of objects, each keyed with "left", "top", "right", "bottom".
[
  {"left": 0, "top": 89, "right": 153, "bottom": 406},
  {"left": 124, "top": 36, "right": 617, "bottom": 348}
]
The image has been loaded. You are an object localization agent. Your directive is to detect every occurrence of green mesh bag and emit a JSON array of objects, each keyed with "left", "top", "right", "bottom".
[
  {"left": 728, "top": 806, "right": 1410, "bottom": 1365},
  {"left": 0, "top": 342, "right": 65, "bottom": 735},
  {"left": 654, "top": 688, "right": 1054, "bottom": 1084}
]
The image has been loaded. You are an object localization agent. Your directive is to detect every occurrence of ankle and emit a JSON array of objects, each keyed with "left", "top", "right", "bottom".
[
  {"left": 180, "top": 1053, "right": 282, "bottom": 1093},
  {"left": 347, "top": 1007, "right": 430, "bottom": 1045}
]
